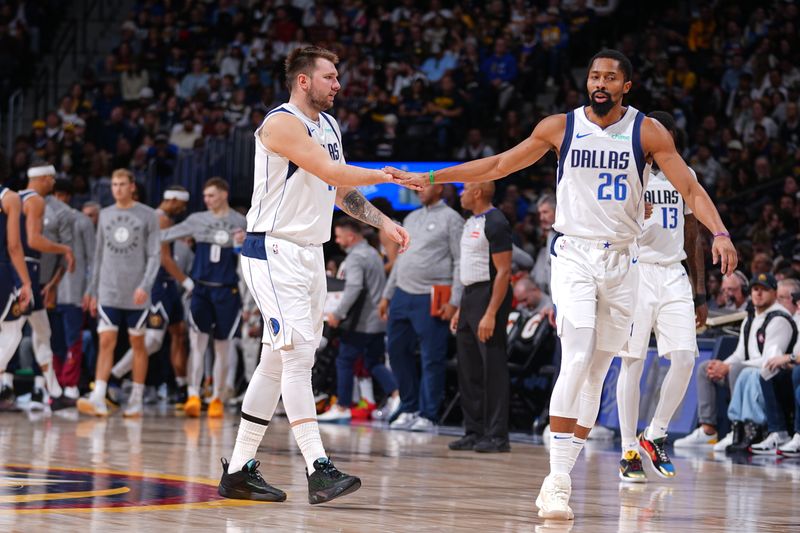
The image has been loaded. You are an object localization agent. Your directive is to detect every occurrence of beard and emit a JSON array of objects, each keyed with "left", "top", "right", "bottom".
[
  {"left": 590, "top": 90, "right": 614, "bottom": 117},
  {"left": 308, "top": 88, "right": 334, "bottom": 111}
]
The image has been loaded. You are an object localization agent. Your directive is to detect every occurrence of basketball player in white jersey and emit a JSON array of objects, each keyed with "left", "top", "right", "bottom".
[
  {"left": 218, "top": 46, "right": 410, "bottom": 505},
  {"left": 388, "top": 49, "right": 737, "bottom": 521},
  {"left": 615, "top": 111, "right": 708, "bottom": 482}
]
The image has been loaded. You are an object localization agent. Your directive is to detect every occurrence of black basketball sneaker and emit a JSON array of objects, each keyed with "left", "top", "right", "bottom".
[
  {"left": 307, "top": 457, "right": 361, "bottom": 504},
  {"left": 218, "top": 458, "right": 287, "bottom": 502}
]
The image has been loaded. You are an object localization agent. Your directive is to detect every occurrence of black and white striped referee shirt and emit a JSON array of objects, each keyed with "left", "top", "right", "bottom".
[{"left": 459, "top": 207, "right": 512, "bottom": 287}]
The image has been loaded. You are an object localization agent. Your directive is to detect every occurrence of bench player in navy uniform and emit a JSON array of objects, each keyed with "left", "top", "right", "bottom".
[
  {"left": 161, "top": 177, "right": 246, "bottom": 418},
  {"left": 0, "top": 165, "right": 74, "bottom": 410},
  {"left": 0, "top": 186, "right": 33, "bottom": 409}
]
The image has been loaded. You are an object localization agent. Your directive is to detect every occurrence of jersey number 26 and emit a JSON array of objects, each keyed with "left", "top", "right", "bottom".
[{"left": 597, "top": 173, "right": 627, "bottom": 201}]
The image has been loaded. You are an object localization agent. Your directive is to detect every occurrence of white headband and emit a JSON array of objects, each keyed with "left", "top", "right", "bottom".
[
  {"left": 27, "top": 165, "right": 57, "bottom": 178},
  {"left": 164, "top": 190, "right": 190, "bottom": 202}
]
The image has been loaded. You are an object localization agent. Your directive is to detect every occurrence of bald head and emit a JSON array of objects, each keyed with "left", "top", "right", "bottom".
[{"left": 460, "top": 181, "right": 496, "bottom": 212}]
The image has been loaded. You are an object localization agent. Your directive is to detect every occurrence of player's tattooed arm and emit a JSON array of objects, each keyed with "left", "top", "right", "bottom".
[
  {"left": 337, "top": 187, "right": 387, "bottom": 228},
  {"left": 336, "top": 187, "right": 410, "bottom": 252}
]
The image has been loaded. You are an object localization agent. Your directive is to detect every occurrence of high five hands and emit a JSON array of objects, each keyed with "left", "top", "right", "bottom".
[{"left": 383, "top": 167, "right": 427, "bottom": 191}]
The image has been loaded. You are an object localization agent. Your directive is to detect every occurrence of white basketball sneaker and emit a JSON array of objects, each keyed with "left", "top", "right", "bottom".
[
  {"left": 674, "top": 426, "right": 718, "bottom": 448},
  {"left": 778, "top": 433, "right": 800, "bottom": 456},
  {"left": 750, "top": 431, "right": 790, "bottom": 454},
  {"left": 123, "top": 400, "right": 144, "bottom": 419},
  {"left": 712, "top": 432, "right": 734, "bottom": 452},
  {"left": 535, "top": 473, "right": 574, "bottom": 520},
  {"left": 77, "top": 395, "right": 109, "bottom": 417}
]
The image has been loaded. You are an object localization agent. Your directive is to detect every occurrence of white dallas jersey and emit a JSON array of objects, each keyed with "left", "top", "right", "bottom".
[
  {"left": 637, "top": 168, "right": 696, "bottom": 265},
  {"left": 247, "top": 103, "right": 343, "bottom": 246},
  {"left": 554, "top": 106, "right": 650, "bottom": 244}
]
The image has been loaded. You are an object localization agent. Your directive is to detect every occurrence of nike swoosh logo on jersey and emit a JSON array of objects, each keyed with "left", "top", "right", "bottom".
[
  {"left": 576, "top": 132, "right": 592, "bottom": 138},
  {"left": 632, "top": 258, "right": 638, "bottom": 264}
]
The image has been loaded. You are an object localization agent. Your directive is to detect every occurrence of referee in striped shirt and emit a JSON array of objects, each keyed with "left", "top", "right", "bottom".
[{"left": 448, "top": 182, "right": 513, "bottom": 453}]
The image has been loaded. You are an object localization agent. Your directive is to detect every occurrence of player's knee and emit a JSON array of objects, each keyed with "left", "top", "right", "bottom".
[{"left": 670, "top": 350, "right": 695, "bottom": 371}]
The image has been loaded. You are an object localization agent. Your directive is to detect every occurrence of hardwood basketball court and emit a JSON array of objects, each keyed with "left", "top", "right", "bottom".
[{"left": 1, "top": 412, "right": 798, "bottom": 531}]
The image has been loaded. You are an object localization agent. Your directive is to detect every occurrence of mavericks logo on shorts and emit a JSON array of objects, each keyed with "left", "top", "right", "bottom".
[
  {"left": 148, "top": 313, "right": 164, "bottom": 328},
  {"left": 269, "top": 318, "right": 280, "bottom": 335}
]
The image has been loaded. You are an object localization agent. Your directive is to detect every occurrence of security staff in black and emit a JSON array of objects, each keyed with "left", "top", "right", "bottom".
[{"left": 449, "top": 182, "right": 513, "bottom": 453}]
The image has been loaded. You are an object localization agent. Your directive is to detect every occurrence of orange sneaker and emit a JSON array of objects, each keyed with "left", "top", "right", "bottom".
[
  {"left": 184, "top": 395, "right": 202, "bottom": 418},
  {"left": 208, "top": 398, "right": 224, "bottom": 418}
]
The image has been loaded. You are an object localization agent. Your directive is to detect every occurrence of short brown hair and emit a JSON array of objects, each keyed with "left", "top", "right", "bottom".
[
  {"left": 111, "top": 168, "right": 135, "bottom": 183},
  {"left": 285, "top": 46, "right": 339, "bottom": 91},
  {"left": 203, "top": 177, "right": 229, "bottom": 192}
]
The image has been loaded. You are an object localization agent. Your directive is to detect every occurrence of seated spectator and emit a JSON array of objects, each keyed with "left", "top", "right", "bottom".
[
  {"left": 480, "top": 37, "right": 517, "bottom": 113},
  {"left": 120, "top": 61, "right": 150, "bottom": 102},
  {"left": 169, "top": 117, "right": 202, "bottom": 150},
  {"left": 676, "top": 273, "right": 793, "bottom": 450},
  {"left": 455, "top": 128, "right": 495, "bottom": 161},
  {"left": 513, "top": 278, "right": 552, "bottom": 315},
  {"left": 179, "top": 57, "right": 210, "bottom": 100},
  {"left": 754, "top": 279, "right": 800, "bottom": 454},
  {"left": 719, "top": 270, "right": 749, "bottom": 311}
]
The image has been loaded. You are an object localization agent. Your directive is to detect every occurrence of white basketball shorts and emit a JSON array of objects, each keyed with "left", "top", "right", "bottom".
[
  {"left": 550, "top": 235, "right": 638, "bottom": 353},
  {"left": 240, "top": 233, "right": 326, "bottom": 350},
  {"left": 619, "top": 261, "right": 697, "bottom": 359}
]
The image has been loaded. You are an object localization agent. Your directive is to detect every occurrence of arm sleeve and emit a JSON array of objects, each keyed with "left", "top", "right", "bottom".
[
  {"left": 723, "top": 320, "right": 747, "bottom": 364},
  {"left": 449, "top": 213, "right": 464, "bottom": 306},
  {"left": 139, "top": 211, "right": 162, "bottom": 293},
  {"left": 88, "top": 216, "right": 104, "bottom": 297},
  {"left": 382, "top": 258, "right": 398, "bottom": 300},
  {"left": 334, "top": 255, "right": 365, "bottom": 320},
  {"left": 512, "top": 244, "right": 534, "bottom": 271},
  {"left": 81, "top": 218, "right": 95, "bottom": 290},
  {"left": 161, "top": 215, "right": 197, "bottom": 242}
]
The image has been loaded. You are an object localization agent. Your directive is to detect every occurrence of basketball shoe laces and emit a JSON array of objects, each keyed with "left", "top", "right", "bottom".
[
  {"left": 247, "top": 461, "right": 267, "bottom": 483},
  {"left": 318, "top": 460, "right": 344, "bottom": 479},
  {"left": 650, "top": 438, "right": 669, "bottom": 464}
]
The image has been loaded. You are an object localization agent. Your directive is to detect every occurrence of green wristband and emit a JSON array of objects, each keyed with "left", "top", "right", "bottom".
[{"left": 429, "top": 169, "right": 435, "bottom": 185}]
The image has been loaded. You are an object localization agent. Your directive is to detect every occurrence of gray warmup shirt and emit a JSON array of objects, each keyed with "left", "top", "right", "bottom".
[
  {"left": 383, "top": 200, "right": 464, "bottom": 306},
  {"left": 160, "top": 209, "right": 246, "bottom": 286},
  {"left": 334, "top": 240, "right": 387, "bottom": 334},
  {"left": 58, "top": 210, "right": 95, "bottom": 305},
  {"left": 40, "top": 195, "right": 74, "bottom": 284},
  {"left": 89, "top": 202, "right": 160, "bottom": 309}
]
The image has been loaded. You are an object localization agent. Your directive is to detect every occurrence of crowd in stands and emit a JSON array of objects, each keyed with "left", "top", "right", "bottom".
[{"left": 1, "top": 0, "right": 800, "bottom": 446}]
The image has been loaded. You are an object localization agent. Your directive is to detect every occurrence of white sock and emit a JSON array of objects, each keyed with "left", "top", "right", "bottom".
[
  {"left": 292, "top": 421, "right": 327, "bottom": 473},
  {"left": 93, "top": 380, "right": 108, "bottom": 402},
  {"left": 212, "top": 339, "right": 230, "bottom": 400},
  {"left": 188, "top": 330, "right": 209, "bottom": 396},
  {"left": 1, "top": 372, "right": 12, "bottom": 388},
  {"left": 550, "top": 432, "right": 573, "bottom": 475},
  {"left": 228, "top": 418, "right": 269, "bottom": 472},
  {"left": 34, "top": 375, "right": 45, "bottom": 391},
  {"left": 617, "top": 357, "right": 645, "bottom": 448},
  {"left": 112, "top": 349, "right": 134, "bottom": 379},
  {"left": 567, "top": 436, "right": 586, "bottom": 473},
  {"left": 129, "top": 382, "right": 144, "bottom": 406},
  {"left": 176, "top": 376, "right": 187, "bottom": 387},
  {"left": 622, "top": 440, "right": 639, "bottom": 455},
  {"left": 43, "top": 365, "right": 62, "bottom": 398}
]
